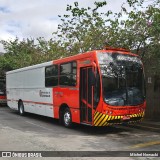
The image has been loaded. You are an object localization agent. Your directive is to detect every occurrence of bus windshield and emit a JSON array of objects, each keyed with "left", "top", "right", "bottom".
[{"left": 97, "top": 52, "right": 145, "bottom": 106}]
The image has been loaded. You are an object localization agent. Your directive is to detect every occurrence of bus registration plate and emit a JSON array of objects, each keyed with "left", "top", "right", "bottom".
[{"left": 122, "top": 115, "right": 130, "bottom": 120}]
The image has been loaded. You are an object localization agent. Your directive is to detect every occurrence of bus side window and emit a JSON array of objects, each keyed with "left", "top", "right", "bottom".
[
  {"left": 45, "top": 65, "right": 58, "bottom": 87},
  {"left": 59, "top": 62, "right": 77, "bottom": 86}
]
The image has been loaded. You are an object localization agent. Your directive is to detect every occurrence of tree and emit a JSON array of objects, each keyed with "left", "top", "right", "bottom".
[
  {"left": 53, "top": 1, "right": 113, "bottom": 54},
  {"left": 117, "top": 0, "right": 160, "bottom": 73},
  {"left": 0, "top": 37, "right": 67, "bottom": 76},
  {"left": 0, "top": 0, "right": 160, "bottom": 75}
]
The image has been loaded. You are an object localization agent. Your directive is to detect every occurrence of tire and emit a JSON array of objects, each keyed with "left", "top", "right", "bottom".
[
  {"left": 18, "top": 101, "right": 25, "bottom": 116},
  {"left": 63, "top": 108, "right": 72, "bottom": 128}
]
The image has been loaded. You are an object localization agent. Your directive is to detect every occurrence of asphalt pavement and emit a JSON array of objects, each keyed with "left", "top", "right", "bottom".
[
  {"left": 0, "top": 106, "right": 159, "bottom": 160},
  {"left": 127, "top": 118, "right": 160, "bottom": 133}
]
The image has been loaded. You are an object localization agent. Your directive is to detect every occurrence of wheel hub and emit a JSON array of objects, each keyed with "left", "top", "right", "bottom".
[
  {"left": 64, "top": 112, "right": 70, "bottom": 126},
  {"left": 20, "top": 105, "right": 23, "bottom": 114}
]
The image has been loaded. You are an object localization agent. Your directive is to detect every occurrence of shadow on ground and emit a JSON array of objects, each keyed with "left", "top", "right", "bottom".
[{"left": 1, "top": 106, "right": 132, "bottom": 136}]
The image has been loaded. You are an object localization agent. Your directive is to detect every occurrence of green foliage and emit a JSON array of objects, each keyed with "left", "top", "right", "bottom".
[
  {"left": 53, "top": 1, "right": 111, "bottom": 54},
  {"left": 0, "top": 0, "right": 160, "bottom": 76},
  {"left": 0, "top": 38, "right": 65, "bottom": 76},
  {"left": 127, "top": 0, "right": 144, "bottom": 7},
  {"left": 0, "top": 38, "right": 37, "bottom": 75},
  {"left": 118, "top": 0, "right": 160, "bottom": 61}
]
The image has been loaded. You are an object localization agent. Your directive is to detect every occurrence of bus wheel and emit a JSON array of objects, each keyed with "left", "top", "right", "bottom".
[
  {"left": 18, "top": 101, "right": 25, "bottom": 116},
  {"left": 63, "top": 108, "right": 72, "bottom": 128}
]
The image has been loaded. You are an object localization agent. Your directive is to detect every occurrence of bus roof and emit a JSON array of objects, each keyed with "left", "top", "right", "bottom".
[{"left": 6, "top": 49, "right": 137, "bottom": 74}]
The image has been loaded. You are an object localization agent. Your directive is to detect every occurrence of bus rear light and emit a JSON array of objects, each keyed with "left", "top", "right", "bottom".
[
  {"left": 109, "top": 111, "right": 112, "bottom": 115},
  {"left": 106, "top": 111, "right": 108, "bottom": 114}
]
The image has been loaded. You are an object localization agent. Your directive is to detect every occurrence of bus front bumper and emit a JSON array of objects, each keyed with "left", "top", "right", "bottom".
[{"left": 93, "top": 111, "right": 145, "bottom": 126}]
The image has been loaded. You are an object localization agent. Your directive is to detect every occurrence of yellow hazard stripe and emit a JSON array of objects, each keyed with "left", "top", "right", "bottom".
[
  {"left": 94, "top": 113, "right": 103, "bottom": 125},
  {"left": 93, "top": 111, "right": 145, "bottom": 126},
  {"left": 94, "top": 114, "right": 106, "bottom": 126},
  {"left": 94, "top": 112, "right": 100, "bottom": 120},
  {"left": 99, "top": 115, "right": 109, "bottom": 126},
  {"left": 118, "top": 116, "right": 121, "bottom": 119}
]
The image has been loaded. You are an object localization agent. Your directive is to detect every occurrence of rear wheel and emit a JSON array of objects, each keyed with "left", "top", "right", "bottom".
[
  {"left": 18, "top": 101, "right": 25, "bottom": 116},
  {"left": 63, "top": 108, "right": 72, "bottom": 128}
]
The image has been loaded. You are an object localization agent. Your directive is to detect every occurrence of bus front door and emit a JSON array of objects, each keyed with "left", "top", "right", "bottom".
[{"left": 80, "top": 67, "right": 94, "bottom": 125}]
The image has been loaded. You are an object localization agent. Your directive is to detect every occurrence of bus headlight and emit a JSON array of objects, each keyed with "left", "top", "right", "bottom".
[{"left": 106, "top": 110, "right": 112, "bottom": 115}]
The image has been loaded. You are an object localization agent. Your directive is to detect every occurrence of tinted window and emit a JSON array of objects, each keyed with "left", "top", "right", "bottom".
[
  {"left": 0, "top": 80, "right": 6, "bottom": 95},
  {"left": 60, "top": 62, "right": 77, "bottom": 86},
  {"left": 98, "top": 52, "right": 145, "bottom": 106},
  {"left": 45, "top": 65, "right": 58, "bottom": 87}
]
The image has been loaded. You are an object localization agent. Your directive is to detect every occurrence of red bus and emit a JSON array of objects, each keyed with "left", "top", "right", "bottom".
[
  {"left": 6, "top": 47, "right": 146, "bottom": 127},
  {"left": 0, "top": 78, "right": 6, "bottom": 106}
]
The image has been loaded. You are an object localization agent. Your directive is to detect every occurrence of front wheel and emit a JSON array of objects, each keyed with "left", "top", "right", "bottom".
[
  {"left": 18, "top": 101, "right": 25, "bottom": 116},
  {"left": 63, "top": 108, "right": 72, "bottom": 128}
]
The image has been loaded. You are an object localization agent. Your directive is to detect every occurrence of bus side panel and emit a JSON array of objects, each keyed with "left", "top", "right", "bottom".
[
  {"left": 53, "top": 87, "right": 80, "bottom": 123},
  {"left": 21, "top": 88, "right": 53, "bottom": 117},
  {"left": 70, "top": 108, "right": 80, "bottom": 123},
  {"left": 6, "top": 63, "right": 54, "bottom": 118},
  {"left": 7, "top": 72, "right": 23, "bottom": 110}
]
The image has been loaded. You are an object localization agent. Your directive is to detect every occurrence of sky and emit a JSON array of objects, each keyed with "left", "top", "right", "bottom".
[{"left": 0, "top": 0, "right": 151, "bottom": 53}]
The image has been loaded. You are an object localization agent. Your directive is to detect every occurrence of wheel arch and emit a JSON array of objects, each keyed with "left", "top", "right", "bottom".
[
  {"left": 18, "top": 99, "right": 23, "bottom": 108},
  {"left": 59, "top": 103, "right": 71, "bottom": 124},
  {"left": 59, "top": 103, "right": 70, "bottom": 118},
  {"left": 18, "top": 99, "right": 25, "bottom": 116}
]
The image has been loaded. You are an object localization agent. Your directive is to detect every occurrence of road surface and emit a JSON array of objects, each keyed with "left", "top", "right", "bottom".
[{"left": 0, "top": 106, "right": 159, "bottom": 160}]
